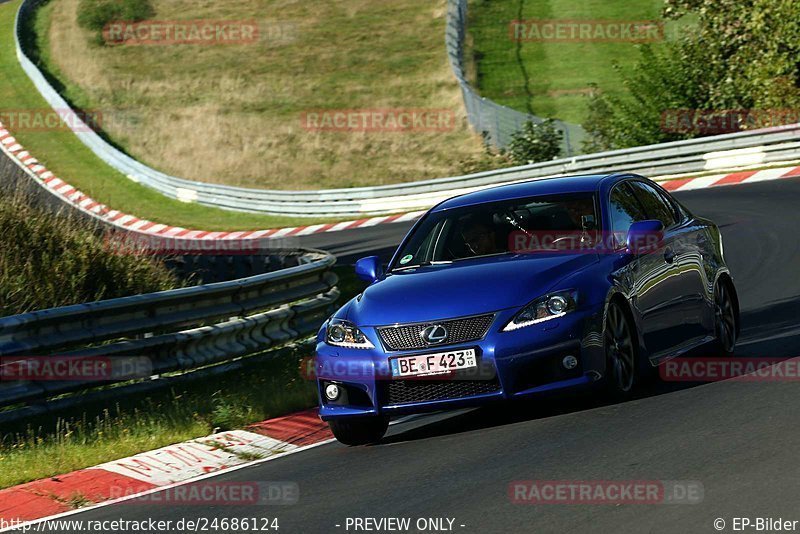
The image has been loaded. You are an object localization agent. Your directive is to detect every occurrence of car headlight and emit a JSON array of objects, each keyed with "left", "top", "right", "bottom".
[
  {"left": 503, "top": 290, "right": 578, "bottom": 331},
  {"left": 325, "top": 318, "right": 375, "bottom": 349}
]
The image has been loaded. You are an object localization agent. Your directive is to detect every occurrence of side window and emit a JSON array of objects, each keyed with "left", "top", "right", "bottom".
[
  {"left": 629, "top": 181, "right": 677, "bottom": 228},
  {"left": 412, "top": 220, "right": 444, "bottom": 262},
  {"left": 609, "top": 183, "right": 647, "bottom": 248}
]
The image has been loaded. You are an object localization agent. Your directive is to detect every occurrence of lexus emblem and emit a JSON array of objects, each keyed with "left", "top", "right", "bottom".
[{"left": 421, "top": 324, "right": 448, "bottom": 345}]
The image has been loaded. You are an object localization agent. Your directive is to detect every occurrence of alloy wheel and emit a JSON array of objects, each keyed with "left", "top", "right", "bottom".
[
  {"left": 605, "top": 303, "right": 636, "bottom": 393},
  {"left": 714, "top": 282, "right": 737, "bottom": 354}
]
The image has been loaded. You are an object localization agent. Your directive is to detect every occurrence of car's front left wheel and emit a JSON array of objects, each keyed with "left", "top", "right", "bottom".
[{"left": 329, "top": 416, "right": 389, "bottom": 446}]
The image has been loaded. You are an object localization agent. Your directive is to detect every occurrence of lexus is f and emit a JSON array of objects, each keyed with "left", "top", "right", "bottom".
[{"left": 315, "top": 173, "right": 739, "bottom": 445}]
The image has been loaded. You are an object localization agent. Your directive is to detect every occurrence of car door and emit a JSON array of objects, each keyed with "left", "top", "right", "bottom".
[
  {"left": 630, "top": 181, "right": 709, "bottom": 344},
  {"left": 627, "top": 180, "right": 707, "bottom": 357},
  {"left": 608, "top": 181, "right": 682, "bottom": 358}
]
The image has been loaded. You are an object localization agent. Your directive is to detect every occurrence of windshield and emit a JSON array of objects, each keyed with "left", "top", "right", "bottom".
[{"left": 391, "top": 193, "right": 600, "bottom": 270}]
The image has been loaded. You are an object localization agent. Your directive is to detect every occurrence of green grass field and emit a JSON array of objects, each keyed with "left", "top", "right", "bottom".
[
  {"left": 467, "top": 0, "right": 691, "bottom": 127},
  {"left": 0, "top": 193, "right": 182, "bottom": 316},
  {"left": 0, "top": 0, "right": 492, "bottom": 231},
  {"left": 30, "top": 0, "right": 488, "bottom": 190},
  {"left": 0, "top": 0, "right": 350, "bottom": 230}
]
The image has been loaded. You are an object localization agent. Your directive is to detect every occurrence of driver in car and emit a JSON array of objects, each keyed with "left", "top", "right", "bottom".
[
  {"left": 562, "top": 198, "right": 596, "bottom": 230},
  {"left": 460, "top": 215, "right": 499, "bottom": 257},
  {"left": 558, "top": 198, "right": 598, "bottom": 250}
]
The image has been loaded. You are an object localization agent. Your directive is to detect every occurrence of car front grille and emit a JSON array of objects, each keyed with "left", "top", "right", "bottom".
[
  {"left": 376, "top": 313, "right": 495, "bottom": 351},
  {"left": 385, "top": 378, "right": 501, "bottom": 406}
]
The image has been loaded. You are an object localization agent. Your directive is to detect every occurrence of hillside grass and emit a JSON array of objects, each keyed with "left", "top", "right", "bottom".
[
  {"left": 0, "top": 0, "right": 380, "bottom": 231},
  {"left": 467, "top": 0, "right": 693, "bottom": 126},
  {"left": 0, "top": 193, "right": 182, "bottom": 316},
  {"left": 33, "top": 0, "right": 488, "bottom": 190}
]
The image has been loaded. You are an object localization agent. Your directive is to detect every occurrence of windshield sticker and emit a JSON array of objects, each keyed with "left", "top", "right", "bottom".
[{"left": 400, "top": 254, "right": 413, "bottom": 265}]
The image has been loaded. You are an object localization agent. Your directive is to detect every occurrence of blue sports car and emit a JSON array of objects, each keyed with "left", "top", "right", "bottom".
[{"left": 315, "top": 173, "right": 739, "bottom": 445}]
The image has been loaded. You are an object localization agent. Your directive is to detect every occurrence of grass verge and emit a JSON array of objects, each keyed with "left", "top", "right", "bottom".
[
  {"left": 0, "top": 192, "right": 183, "bottom": 316},
  {"left": 0, "top": 266, "right": 365, "bottom": 489},
  {"left": 0, "top": 344, "right": 319, "bottom": 489}
]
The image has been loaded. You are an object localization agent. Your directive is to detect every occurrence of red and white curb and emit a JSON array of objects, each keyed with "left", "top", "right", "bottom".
[
  {"left": 0, "top": 122, "right": 422, "bottom": 242},
  {"left": 657, "top": 167, "right": 800, "bottom": 192},
  {"left": 2, "top": 121, "right": 800, "bottom": 243},
  {"left": 0, "top": 409, "right": 333, "bottom": 525}
]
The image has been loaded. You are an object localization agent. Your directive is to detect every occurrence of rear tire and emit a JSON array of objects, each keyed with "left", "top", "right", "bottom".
[
  {"left": 713, "top": 280, "right": 738, "bottom": 357},
  {"left": 329, "top": 416, "right": 389, "bottom": 446},
  {"left": 603, "top": 300, "right": 639, "bottom": 400}
]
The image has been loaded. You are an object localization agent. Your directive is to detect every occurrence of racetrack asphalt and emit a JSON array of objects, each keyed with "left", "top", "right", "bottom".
[{"left": 28, "top": 177, "right": 800, "bottom": 534}]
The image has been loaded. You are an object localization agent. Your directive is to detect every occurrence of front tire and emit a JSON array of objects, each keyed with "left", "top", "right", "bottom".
[
  {"left": 603, "top": 301, "right": 638, "bottom": 400},
  {"left": 329, "top": 416, "right": 389, "bottom": 446}
]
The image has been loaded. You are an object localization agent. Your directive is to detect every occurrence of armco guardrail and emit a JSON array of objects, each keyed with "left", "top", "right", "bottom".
[
  {"left": 12, "top": 0, "right": 800, "bottom": 219},
  {"left": 0, "top": 248, "right": 338, "bottom": 423},
  {"left": 445, "top": 0, "right": 584, "bottom": 155}
]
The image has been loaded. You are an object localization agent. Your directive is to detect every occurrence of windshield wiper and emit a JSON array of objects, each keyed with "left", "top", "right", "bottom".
[{"left": 391, "top": 260, "right": 452, "bottom": 272}]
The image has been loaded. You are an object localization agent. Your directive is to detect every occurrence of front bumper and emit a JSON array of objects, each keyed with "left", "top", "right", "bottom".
[{"left": 315, "top": 306, "right": 605, "bottom": 420}]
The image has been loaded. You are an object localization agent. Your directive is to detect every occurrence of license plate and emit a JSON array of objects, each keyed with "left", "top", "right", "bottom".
[{"left": 390, "top": 348, "right": 477, "bottom": 378}]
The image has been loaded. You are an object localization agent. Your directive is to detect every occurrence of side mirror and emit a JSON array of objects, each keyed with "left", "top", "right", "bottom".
[
  {"left": 626, "top": 220, "right": 664, "bottom": 254},
  {"left": 355, "top": 255, "right": 383, "bottom": 283}
]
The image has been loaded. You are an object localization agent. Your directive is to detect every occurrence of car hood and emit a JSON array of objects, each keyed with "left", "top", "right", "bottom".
[{"left": 345, "top": 253, "right": 598, "bottom": 326}]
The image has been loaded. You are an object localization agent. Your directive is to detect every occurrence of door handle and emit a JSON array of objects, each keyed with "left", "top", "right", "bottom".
[{"left": 664, "top": 246, "right": 676, "bottom": 264}]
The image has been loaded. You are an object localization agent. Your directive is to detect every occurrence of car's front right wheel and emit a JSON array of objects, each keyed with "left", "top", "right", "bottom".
[
  {"left": 603, "top": 301, "right": 638, "bottom": 400},
  {"left": 329, "top": 416, "right": 389, "bottom": 446}
]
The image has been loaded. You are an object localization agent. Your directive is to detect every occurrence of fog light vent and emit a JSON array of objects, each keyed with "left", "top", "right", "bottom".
[
  {"left": 324, "top": 382, "right": 340, "bottom": 401},
  {"left": 562, "top": 355, "right": 578, "bottom": 370}
]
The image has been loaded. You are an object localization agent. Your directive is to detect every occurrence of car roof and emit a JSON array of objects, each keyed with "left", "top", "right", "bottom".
[{"left": 432, "top": 173, "right": 618, "bottom": 212}]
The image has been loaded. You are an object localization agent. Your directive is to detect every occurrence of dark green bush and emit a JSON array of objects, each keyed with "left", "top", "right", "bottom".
[
  {"left": 457, "top": 132, "right": 516, "bottom": 174},
  {"left": 0, "top": 197, "right": 182, "bottom": 317},
  {"left": 583, "top": 41, "right": 709, "bottom": 151},
  {"left": 584, "top": 0, "right": 800, "bottom": 151},
  {"left": 507, "top": 119, "right": 563, "bottom": 164},
  {"left": 77, "top": 0, "right": 155, "bottom": 43}
]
